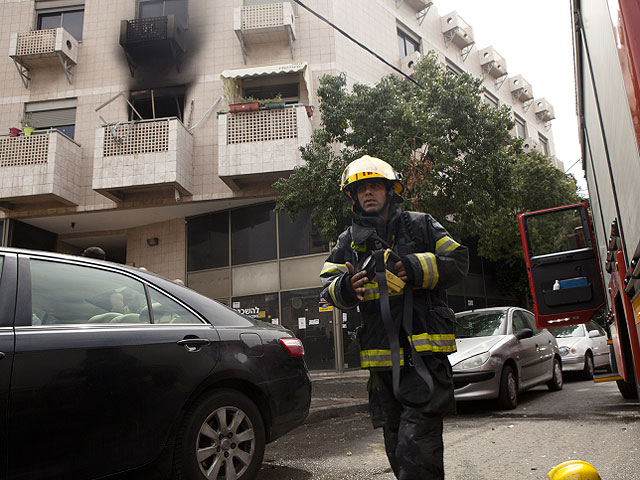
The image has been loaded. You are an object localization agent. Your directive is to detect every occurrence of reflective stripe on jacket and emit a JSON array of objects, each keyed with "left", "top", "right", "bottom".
[{"left": 320, "top": 208, "right": 468, "bottom": 370}]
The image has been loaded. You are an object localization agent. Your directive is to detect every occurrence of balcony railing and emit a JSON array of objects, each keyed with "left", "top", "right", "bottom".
[
  {"left": 93, "top": 117, "right": 193, "bottom": 202},
  {"left": 9, "top": 28, "right": 78, "bottom": 86},
  {"left": 218, "top": 105, "right": 312, "bottom": 190},
  {"left": 0, "top": 131, "right": 81, "bottom": 209},
  {"left": 123, "top": 16, "right": 169, "bottom": 44},
  {"left": 119, "top": 15, "right": 186, "bottom": 76},
  {"left": 234, "top": 2, "right": 296, "bottom": 62}
]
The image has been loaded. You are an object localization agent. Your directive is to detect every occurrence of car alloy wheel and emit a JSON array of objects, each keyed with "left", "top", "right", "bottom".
[
  {"left": 497, "top": 365, "right": 518, "bottom": 410},
  {"left": 174, "top": 389, "right": 265, "bottom": 480},
  {"left": 547, "top": 358, "right": 563, "bottom": 391}
]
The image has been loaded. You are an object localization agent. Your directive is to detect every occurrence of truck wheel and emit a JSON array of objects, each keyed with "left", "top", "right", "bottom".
[
  {"left": 616, "top": 379, "right": 639, "bottom": 400},
  {"left": 497, "top": 365, "right": 518, "bottom": 410},
  {"left": 581, "top": 353, "right": 594, "bottom": 380},
  {"left": 173, "top": 389, "right": 265, "bottom": 480}
]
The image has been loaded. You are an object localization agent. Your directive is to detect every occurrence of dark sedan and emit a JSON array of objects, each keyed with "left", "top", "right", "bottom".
[{"left": 0, "top": 248, "right": 311, "bottom": 480}]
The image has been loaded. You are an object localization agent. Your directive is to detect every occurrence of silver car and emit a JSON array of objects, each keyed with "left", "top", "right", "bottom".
[
  {"left": 549, "top": 321, "right": 610, "bottom": 379},
  {"left": 450, "top": 307, "right": 563, "bottom": 409}
]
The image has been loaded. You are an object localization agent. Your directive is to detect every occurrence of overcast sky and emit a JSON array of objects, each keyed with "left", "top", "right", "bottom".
[{"left": 434, "top": 0, "right": 586, "bottom": 193}]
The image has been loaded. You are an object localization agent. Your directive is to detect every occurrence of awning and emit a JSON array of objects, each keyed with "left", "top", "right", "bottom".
[{"left": 220, "top": 62, "right": 312, "bottom": 103}]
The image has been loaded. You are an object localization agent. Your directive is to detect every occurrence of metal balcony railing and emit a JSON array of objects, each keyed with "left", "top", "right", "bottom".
[{"left": 123, "top": 16, "right": 168, "bottom": 43}]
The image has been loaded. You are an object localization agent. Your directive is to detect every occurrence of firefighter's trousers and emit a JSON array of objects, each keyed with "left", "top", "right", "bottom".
[{"left": 368, "top": 366, "right": 452, "bottom": 480}]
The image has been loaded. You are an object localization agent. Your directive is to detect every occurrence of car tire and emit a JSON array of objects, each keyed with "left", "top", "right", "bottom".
[
  {"left": 497, "top": 364, "right": 518, "bottom": 410},
  {"left": 616, "top": 379, "right": 639, "bottom": 400},
  {"left": 173, "top": 389, "right": 266, "bottom": 480},
  {"left": 547, "top": 357, "right": 563, "bottom": 391},
  {"left": 581, "top": 352, "right": 595, "bottom": 380}
]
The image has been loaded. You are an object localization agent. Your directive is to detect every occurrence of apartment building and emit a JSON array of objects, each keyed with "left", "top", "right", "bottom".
[{"left": 0, "top": 0, "right": 559, "bottom": 371}]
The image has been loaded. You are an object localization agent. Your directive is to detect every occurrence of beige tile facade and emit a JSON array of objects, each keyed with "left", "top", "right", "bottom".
[{"left": 0, "top": 0, "right": 559, "bottom": 281}]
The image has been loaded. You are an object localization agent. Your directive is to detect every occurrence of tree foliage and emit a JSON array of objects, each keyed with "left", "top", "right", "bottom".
[{"left": 274, "top": 53, "right": 581, "bottom": 296}]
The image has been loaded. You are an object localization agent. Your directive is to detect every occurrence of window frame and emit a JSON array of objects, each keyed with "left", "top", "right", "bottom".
[
  {"left": 137, "top": 0, "right": 188, "bottom": 27},
  {"left": 514, "top": 114, "right": 527, "bottom": 139},
  {"left": 538, "top": 133, "right": 550, "bottom": 156},
  {"left": 24, "top": 98, "right": 77, "bottom": 139},
  {"left": 35, "top": 4, "right": 85, "bottom": 41},
  {"left": 397, "top": 26, "right": 420, "bottom": 58}
]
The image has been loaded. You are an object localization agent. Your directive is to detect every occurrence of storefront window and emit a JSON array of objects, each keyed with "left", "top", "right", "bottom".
[
  {"left": 281, "top": 288, "right": 335, "bottom": 371},
  {"left": 231, "top": 203, "right": 276, "bottom": 265},
  {"left": 231, "top": 292, "right": 279, "bottom": 325},
  {"left": 187, "top": 212, "right": 229, "bottom": 271},
  {"left": 278, "top": 210, "right": 328, "bottom": 258}
]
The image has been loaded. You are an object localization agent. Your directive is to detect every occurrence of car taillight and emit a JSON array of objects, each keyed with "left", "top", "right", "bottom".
[{"left": 280, "top": 338, "right": 304, "bottom": 357}]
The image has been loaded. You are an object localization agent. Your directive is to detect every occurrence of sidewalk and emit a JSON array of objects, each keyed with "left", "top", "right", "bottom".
[{"left": 306, "top": 369, "right": 370, "bottom": 424}]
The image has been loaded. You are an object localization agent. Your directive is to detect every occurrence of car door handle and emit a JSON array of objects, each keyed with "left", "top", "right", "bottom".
[
  {"left": 0, "top": 352, "right": 5, "bottom": 360},
  {"left": 177, "top": 338, "right": 210, "bottom": 352}
]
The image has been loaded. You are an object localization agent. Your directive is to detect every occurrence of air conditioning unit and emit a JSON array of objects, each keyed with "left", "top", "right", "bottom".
[
  {"left": 522, "top": 137, "right": 539, "bottom": 153},
  {"left": 441, "top": 12, "right": 474, "bottom": 49},
  {"left": 479, "top": 46, "right": 507, "bottom": 79},
  {"left": 400, "top": 51, "right": 422, "bottom": 76},
  {"left": 509, "top": 75, "right": 533, "bottom": 102},
  {"left": 534, "top": 98, "right": 555, "bottom": 122}
]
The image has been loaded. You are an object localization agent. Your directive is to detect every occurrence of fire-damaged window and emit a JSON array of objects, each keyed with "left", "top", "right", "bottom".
[
  {"left": 241, "top": 73, "right": 300, "bottom": 104},
  {"left": 35, "top": 0, "right": 85, "bottom": 41},
  {"left": 138, "top": 0, "right": 188, "bottom": 27},
  {"left": 128, "top": 86, "right": 185, "bottom": 121}
]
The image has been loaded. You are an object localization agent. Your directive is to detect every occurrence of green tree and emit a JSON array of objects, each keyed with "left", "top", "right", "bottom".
[{"left": 274, "top": 53, "right": 580, "bottom": 296}]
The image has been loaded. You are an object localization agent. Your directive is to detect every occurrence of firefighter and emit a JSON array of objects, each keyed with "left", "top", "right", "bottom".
[
  {"left": 320, "top": 155, "right": 468, "bottom": 479},
  {"left": 548, "top": 460, "right": 601, "bottom": 480}
]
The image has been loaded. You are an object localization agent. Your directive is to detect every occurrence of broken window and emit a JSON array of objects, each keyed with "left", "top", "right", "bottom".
[{"left": 128, "top": 86, "right": 185, "bottom": 121}]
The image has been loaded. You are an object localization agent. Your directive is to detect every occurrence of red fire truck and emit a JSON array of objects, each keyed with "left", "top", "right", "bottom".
[{"left": 518, "top": 0, "right": 640, "bottom": 400}]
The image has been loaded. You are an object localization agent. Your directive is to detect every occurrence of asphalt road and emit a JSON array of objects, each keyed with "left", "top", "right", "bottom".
[{"left": 259, "top": 376, "right": 640, "bottom": 479}]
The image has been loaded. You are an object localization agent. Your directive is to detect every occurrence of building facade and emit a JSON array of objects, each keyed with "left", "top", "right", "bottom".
[{"left": 0, "top": 0, "right": 559, "bottom": 371}]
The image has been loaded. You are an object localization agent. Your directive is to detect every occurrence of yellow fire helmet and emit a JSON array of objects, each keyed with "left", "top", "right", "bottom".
[
  {"left": 548, "top": 461, "right": 601, "bottom": 480},
  {"left": 340, "top": 155, "right": 404, "bottom": 199}
]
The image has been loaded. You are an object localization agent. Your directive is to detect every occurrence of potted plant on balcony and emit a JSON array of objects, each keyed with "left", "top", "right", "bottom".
[
  {"left": 229, "top": 96, "right": 260, "bottom": 113},
  {"left": 259, "top": 94, "right": 285, "bottom": 110},
  {"left": 223, "top": 81, "right": 260, "bottom": 113}
]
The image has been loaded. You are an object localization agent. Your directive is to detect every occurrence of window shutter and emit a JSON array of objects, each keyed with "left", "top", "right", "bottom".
[{"left": 27, "top": 108, "right": 76, "bottom": 129}]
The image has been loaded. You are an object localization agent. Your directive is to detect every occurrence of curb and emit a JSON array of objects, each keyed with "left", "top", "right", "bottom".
[{"left": 305, "top": 400, "right": 369, "bottom": 424}]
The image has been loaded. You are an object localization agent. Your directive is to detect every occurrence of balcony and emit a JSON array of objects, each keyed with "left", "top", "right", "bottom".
[
  {"left": 234, "top": 2, "right": 296, "bottom": 62},
  {"left": 0, "top": 131, "right": 81, "bottom": 210},
  {"left": 218, "top": 105, "right": 312, "bottom": 190},
  {"left": 9, "top": 28, "right": 78, "bottom": 87},
  {"left": 441, "top": 12, "right": 474, "bottom": 54},
  {"left": 479, "top": 46, "right": 507, "bottom": 81},
  {"left": 400, "top": 51, "right": 422, "bottom": 77},
  {"left": 93, "top": 117, "right": 193, "bottom": 202},
  {"left": 119, "top": 15, "right": 186, "bottom": 77},
  {"left": 509, "top": 75, "right": 534, "bottom": 104},
  {"left": 534, "top": 98, "right": 555, "bottom": 122}
]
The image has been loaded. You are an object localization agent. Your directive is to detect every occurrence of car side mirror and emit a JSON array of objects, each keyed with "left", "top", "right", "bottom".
[
  {"left": 588, "top": 330, "right": 600, "bottom": 338},
  {"left": 515, "top": 328, "right": 534, "bottom": 340}
]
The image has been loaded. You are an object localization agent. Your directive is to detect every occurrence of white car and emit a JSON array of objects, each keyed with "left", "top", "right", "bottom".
[
  {"left": 451, "top": 307, "right": 563, "bottom": 409},
  {"left": 548, "top": 321, "right": 610, "bottom": 379}
]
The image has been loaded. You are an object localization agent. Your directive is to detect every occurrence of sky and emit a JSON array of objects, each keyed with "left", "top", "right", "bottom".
[{"left": 434, "top": 0, "right": 587, "bottom": 194}]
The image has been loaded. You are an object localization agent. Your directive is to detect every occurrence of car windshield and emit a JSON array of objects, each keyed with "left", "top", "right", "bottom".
[
  {"left": 454, "top": 311, "right": 507, "bottom": 338},
  {"left": 549, "top": 325, "right": 584, "bottom": 338}
]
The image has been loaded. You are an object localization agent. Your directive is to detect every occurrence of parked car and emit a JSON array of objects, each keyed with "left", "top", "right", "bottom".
[
  {"left": 450, "top": 307, "right": 563, "bottom": 409},
  {"left": 0, "top": 248, "right": 311, "bottom": 480},
  {"left": 548, "top": 321, "right": 610, "bottom": 379}
]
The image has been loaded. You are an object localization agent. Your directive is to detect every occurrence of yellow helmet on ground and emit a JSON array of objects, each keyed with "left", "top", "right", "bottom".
[
  {"left": 340, "top": 155, "right": 404, "bottom": 199},
  {"left": 548, "top": 460, "right": 601, "bottom": 480}
]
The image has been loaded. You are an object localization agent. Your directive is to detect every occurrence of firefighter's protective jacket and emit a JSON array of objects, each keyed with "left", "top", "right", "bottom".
[{"left": 320, "top": 207, "right": 469, "bottom": 370}]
